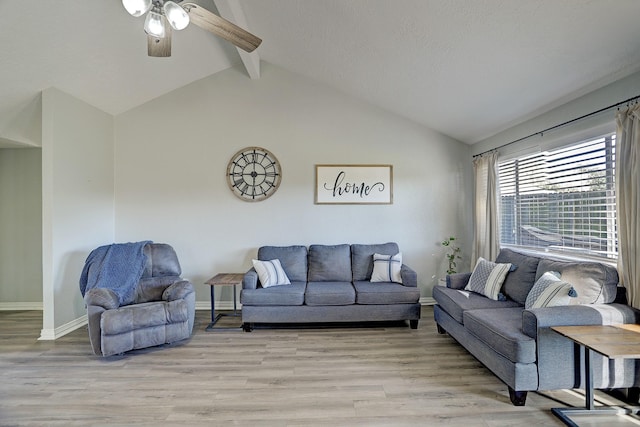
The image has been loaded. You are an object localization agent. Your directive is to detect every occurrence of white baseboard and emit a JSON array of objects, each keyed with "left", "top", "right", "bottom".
[
  {"left": 195, "top": 301, "right": 239, "bottom": 310},
  {"left": 195, "top": 301, "right": 212, "bottom": 310},
  {"left": 39, "top": 314, "right": 87, "bottom": 341},
  {"left": 0, "top": 302, "right": 43, "bottom": 311},
  {"left": 420, "top": 297, "right": 436, "bottom": 306}
]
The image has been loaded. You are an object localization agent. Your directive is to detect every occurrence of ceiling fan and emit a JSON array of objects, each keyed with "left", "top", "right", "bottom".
[{"left": 122, "top": 0, "right": 262, "bottom": 57}]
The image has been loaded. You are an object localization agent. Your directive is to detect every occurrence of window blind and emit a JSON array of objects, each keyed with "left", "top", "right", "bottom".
[{"left": 498, "top": 134, "right": 616, "bottom": 259}]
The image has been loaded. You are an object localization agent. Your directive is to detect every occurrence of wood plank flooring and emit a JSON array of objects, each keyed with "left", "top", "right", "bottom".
[{"left": 0, "top": 307, "right": 637, "bottom": 426}]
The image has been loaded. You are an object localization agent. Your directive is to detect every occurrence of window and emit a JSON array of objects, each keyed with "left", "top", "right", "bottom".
[{"left": 498, "top": 133, "right": 616, "bottom": 259}]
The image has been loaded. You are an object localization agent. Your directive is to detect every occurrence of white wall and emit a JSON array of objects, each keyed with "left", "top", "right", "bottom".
[
  {"left": 115, "top": 63, "right": 473, "bottom": 304},
  {"left": 473, "top": 70, "right": 640, "bottom": 156},
  {"left": 0, "top": 148, "right": 42, "bottom": 307},
  {"left": 41, "top": 88, "right": 115, "bottom": 338},
  {"left": 0, "top": 94, "right": 42, "bottom": 148}
]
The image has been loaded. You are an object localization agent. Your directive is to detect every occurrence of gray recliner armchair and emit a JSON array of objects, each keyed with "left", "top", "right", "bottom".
[{"left": 83, "top": 243, "right": 195, "bottom": 356}]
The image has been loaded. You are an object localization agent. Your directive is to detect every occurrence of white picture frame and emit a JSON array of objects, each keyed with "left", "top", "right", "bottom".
[{"left": 315, "top": 164, "right": 393, "bottom": 205}]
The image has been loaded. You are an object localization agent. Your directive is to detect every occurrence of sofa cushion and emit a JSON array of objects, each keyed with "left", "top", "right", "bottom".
[
  {"left": 465, "top": 257, "right": 512, "bottom": 301},
  {"left": 432, "top": 285, "right": 521, "bottom": 324},
  {"left": 258, "top": 246, "right": 308, "bottom": 283},
  {"left": 305, "top": 281, "right": 356, "bottom": 306},
  {"left": 308, "top": 244, "right": 352, "bottom": 282},
  {"left": 354, "top": 281, "right": 420, "bottom": 304},
  {"left": 240, "top": 282, "right": 306, "bottom": 306},
  {"left": 371, "top": 252, "right": 403, "bottom": 283},
  {"left": 252, "top": 259, "right": 291, "bottom": 288},
  {"left": 525, "top": 271, "right": 577, "bottom": 309},
  {"left": 351, "top": 243, "right": 400, "bottom": 281},
  {"left": 464, "top": 307, "right": 536, "bottom": 364},
  {"left": 495, "top": 248, "right": 541, "bottom": 305},
  {"left": 536, "top": 258, "right": 618, "bottom": 304}
]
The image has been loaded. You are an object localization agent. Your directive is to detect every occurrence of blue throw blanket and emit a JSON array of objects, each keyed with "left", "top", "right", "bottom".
[{"left": 79, "top": 241, "right": 152, "bottom": 306}]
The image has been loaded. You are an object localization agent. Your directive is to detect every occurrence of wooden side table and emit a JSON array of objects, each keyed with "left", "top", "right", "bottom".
[
  {"left": 204, "top": 273, "right": 244, "bottom": 331},
  {"left": 551, "top": 324, "right": 640, "bottom": 426}
]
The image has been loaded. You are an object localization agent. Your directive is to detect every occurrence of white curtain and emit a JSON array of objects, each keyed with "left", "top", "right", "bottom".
[
  {"left": 471, "top": 150, "right": 500, "bottom": 266},
  {"left": 615, "top": 105, "right": 640, "bottom": 309}
]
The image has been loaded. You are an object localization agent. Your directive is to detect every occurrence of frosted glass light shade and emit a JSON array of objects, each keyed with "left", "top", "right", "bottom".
[
  {"left": 163, "top": 1, "right": 190, "bottom": 30},
  {"left": 122, "top": 0, "right": 152, "bottom": 18},
  {"left": 144, "top": 11, "right": 166, "bottom": 38}
]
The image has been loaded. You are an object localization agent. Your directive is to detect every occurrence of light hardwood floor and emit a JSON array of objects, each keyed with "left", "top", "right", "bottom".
[{"left": 0, "top": 307, "right": 637, "bottom": 426}]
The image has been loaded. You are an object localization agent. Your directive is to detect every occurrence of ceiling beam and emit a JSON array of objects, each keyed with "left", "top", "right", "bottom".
[{"left": 213, "top": 0, "right": 260, "bottom": 79}]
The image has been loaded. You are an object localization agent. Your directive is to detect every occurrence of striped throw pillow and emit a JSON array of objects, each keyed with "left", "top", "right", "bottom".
[
  {"left": 465, "top": 257, "right": 512, "bottom": 301},
  {"left": 371, "top": 252, "right": 403, "bottom": 284},
  {"left": 525, "top": 271, "right": 577, "bottom": 309},
  {"left": 252, "top": 259, "right": 291, "bottom": 288}
]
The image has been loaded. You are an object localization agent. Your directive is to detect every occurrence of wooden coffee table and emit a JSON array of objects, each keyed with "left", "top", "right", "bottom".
[
  {"left": 204, "top": 273, "right": 244, "bottom": 331},
  {"left": 551, "top": 324, "right": 640, "bottom": 426}
]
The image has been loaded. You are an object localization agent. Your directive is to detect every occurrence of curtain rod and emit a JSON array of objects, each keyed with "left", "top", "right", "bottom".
[{"left": 472, "top": 93, "right": 640, "bottom": 158}]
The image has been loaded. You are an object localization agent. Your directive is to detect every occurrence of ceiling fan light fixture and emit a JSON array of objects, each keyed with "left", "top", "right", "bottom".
[
  {"left": 122, "top": 0, "right": 152, "bottom": 18},
  {"left": 144, "top": 10, "right": 166, "bottom": 38},
  {"left": 163, "top": 1, "right": 190, "bottom": 31}
]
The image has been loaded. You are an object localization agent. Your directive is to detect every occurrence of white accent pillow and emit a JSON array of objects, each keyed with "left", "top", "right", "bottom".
[
  {"left": 465, "top": 257, "right": 512, "bottom": 301},
  {"left": 560, "top": 270, "right": 605, "bottom": 305},
  {"left": 371, "top": 252, "right": 403, "bottom": 284},
  {"left": 525, "top": 271, "right": 577, "bottom": 309},
  {"left": 252, "top": 259, "right": 291, "bottom": 288}
]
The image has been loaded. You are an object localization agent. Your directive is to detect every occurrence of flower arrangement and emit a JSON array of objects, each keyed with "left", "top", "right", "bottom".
[{"left": 441, "top": 236, "right": 462, "bottom": 275}]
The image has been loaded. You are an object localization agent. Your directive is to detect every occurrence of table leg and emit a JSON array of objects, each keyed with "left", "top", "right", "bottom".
[
  {"left": 585, "top": 347, "right": 594, "bottom": 411},
  {"left": 205, "top": 283, "right": 241, "bottom": 331},
  {"left": 232, "top": 284, "right": 238, "bottom": 316},
  {"left": 552, "top": 343, "right": 640, "bottom": 426},
  {"left": 205, "top": 284, "right": 219, "bottom": 331}
]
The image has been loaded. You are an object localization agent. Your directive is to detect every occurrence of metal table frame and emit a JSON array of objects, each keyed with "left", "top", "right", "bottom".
[
  {"left": 551, "top": 325, "right": 640, "bottom": 426},
  {"left": 204, "top": 273, "right": 243, "bottom": 331}
]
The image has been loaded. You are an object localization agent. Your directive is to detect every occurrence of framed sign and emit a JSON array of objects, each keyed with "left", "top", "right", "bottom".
[{"left": 315, "top": 165, "right": 393, "bottom": 204}]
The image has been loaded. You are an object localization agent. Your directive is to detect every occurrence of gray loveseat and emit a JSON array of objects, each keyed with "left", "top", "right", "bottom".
[
  {"left": 433, "top": 248, "right": 640, "bottom": 406},
  {"left": 240, "top": 243, "right": 421, "bottom": 332}
]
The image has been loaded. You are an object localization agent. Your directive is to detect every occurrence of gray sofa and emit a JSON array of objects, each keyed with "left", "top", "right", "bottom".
[
  {"left": 433, "top": 248, "right": 640, "bottom": 406},
  {"left": 240, "top": 243, "right": 421, "bottom": 332},
  {"left": 83, "top": 243, "right": 196, "bottom": 356}
]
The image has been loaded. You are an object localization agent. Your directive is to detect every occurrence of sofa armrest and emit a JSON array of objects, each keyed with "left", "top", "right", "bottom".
[
  {"left": 522, "top": 303, "right": 640, "bottom": 339},
  {"left": 243, "top": 269, "right": 258, "bottom": 290},
  {"left": 84, "top": 288, "right": 119, "bottom": 310},
  {"left": 523, "top": 303, "right": 640, "bottom": 390},
  {"left": 400, "top": 264, "right": 417, "bottom": 287},
  {"left": 162, "top": 280, "right": 194, "bottom": 301},
  {"left": 446, "top": 273, "right": 471, "bottom": 290}
]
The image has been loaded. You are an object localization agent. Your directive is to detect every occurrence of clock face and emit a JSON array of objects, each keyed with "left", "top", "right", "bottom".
[{"left": 226, "top": 147, "right": 282, "bottom": 202}]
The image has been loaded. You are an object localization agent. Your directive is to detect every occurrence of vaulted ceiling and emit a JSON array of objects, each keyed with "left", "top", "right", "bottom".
[{"left": 2, "top": 0, "right": 640, "bottom": 148}]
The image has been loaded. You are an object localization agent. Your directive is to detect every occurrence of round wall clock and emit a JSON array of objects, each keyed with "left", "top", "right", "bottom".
[{"left": 226, "top": 146, "right": 282, "bottom": 202}]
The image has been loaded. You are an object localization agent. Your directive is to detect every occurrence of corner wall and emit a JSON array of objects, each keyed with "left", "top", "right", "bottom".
[
  {"left": 115, "top": 64, "right": 473, "bottom": 304},
  {"left": 40, "top": 88, "right": 115, "bottom": 339}
]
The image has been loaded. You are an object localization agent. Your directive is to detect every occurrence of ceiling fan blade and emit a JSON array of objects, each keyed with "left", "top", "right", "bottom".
[
  {"left": 182, "top": 2, "right": 261, "bottom": 53},
  {"left": 148, "top": 18, "right": 172, "bottom": 57}
]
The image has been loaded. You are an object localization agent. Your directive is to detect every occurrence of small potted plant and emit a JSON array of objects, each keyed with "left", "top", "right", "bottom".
[{"left": 441, "top": 236, "right": 462, "bottom": 275}]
